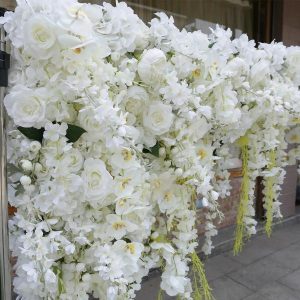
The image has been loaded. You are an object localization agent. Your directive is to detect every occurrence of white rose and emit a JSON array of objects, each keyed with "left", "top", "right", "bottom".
[
  {"left": 4, "top": 86, "right": 46, "bottom": 128},
  {"left": 125, "top": 86, "right": 149, "bottom": 115},
  {"left": 82, "top": 158, "right": 113, "bottom": 201},
  {"left": 30, "top": 141, "right": 41, "bottom": 153},
  {"left": 20, "top": 159, "right": 33, "bottom": 172},
  {"left": 78, "top": 107, "right": 102, "bottom": 133},
  {"left": 24, "top": 15, "right": 58, "bottom": 59},
  {"left": 62, "top": 149, "right": 84, "bottom": 173},
  {"left": 138, "top": 48, "right": 167, "bottom": 85},
  {"left": 143, "top": 101, "right": 173, "bottom": 135},
  {"left": 20, "top": 175, "right": 31, "bottom": 186}
]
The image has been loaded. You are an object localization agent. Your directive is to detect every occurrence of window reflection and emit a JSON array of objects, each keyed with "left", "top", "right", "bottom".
[{"left": 84, "top": 0, "right": 253, "bottom": 38}]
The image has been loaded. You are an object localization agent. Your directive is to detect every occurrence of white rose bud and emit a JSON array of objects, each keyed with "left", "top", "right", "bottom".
[
  {"left": 34, "top": 163, "right": 43, "bottom": 173},
  {"left": 30, "top": 141, "right": 41, "bottom": 152},
  {"left": 20, "top": 159, "right": 33, "bottom": 171},
  {"left": 20, "top": 175, "right": 31, "bottom": 186}
]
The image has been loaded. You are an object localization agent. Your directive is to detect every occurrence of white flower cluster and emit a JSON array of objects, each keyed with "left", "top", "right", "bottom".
[{"left": 1, "top": 1, "right": 300, "bottom": 299}]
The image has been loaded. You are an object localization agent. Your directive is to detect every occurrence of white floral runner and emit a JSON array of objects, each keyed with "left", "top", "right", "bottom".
[{"left": 1, "top": 0, "right": 300, "bottom": 299}]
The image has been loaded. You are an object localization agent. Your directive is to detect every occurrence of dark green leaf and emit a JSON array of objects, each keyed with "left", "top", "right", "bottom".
[
  {"left": 14, "top": 183, "right": 25, "bottom": 197},
  {"left": 7, "top": 163, "right": 22, "bottom": 176},
  {"left": 143, "top": 142, "right": 160, "bottom": 157},
  {"left": 208, "top": 42, "right": 215, "bottom": 49},
  {"left": 66, "top": 124, "right": 86, "bottom": 143},
  {"left": 17, "top": 126, "right": 44, "bottom": 142},
  {"left": 18, "top": 123, "right": 86, "bottom": 144}
]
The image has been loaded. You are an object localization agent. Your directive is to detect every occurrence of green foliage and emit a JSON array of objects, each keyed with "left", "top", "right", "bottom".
[
  {"left": 143, "top": 142, "right": 160, "bottom": 157},
  {"left": 17, "top": 126, "right": 44, "bottom": 142},
  {"left": 17, "top": 123, "right": 86, "bottom": 144},
  {"left": 65, "top": 124, "right": 86, "bottom": 143}
]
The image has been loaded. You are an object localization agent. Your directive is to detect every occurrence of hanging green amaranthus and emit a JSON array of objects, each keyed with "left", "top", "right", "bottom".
[
  {"left": 191, "top": 251, "right": 214, "bottom": 300},
  {"left": 264, "top": 149, "right": 276, "bottom": 237},
  {"left": 233, "top": 135, "right": 250, "bottom": 255}
]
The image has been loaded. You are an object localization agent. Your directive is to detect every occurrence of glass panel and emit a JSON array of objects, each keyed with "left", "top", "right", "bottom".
[{"left": 83, "top": 0, "right": 254, "bottom": 37}]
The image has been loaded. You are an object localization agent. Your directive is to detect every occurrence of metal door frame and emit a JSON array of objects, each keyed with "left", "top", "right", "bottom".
[{"left": 0, "top": 7, "right": 11, "bottom": 300}]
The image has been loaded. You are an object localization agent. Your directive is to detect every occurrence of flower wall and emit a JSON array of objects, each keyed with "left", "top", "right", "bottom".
[{"left": 1, "top": 0, "right": 300, "bottom": 299}]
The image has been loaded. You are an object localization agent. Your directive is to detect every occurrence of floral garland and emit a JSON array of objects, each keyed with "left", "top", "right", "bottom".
[{"left": 1, "top": 1, "right": 300, "bottom": 299}]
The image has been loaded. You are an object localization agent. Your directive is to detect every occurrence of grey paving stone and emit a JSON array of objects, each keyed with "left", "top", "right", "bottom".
[
  {"left": 210, "top": 276, "right": 253, "bottom": 300},
  {"left": 253, "top": 227, "right": 300, "bottom": 251},
  {"left": 276, "top": 224, "right": 300, "bottom": 242},
  {"left": 225, "top": 239, "right": 275, "bottom": 265},
  {"left": 227, "top": 256, "right": 292, "bottom": 291},
  {"left": 136, "top": 276, "right": 174, "bottom": 300},
  {"left": 268, "top": 243, "right": 300, "bottom": 271},
  {"left": 279, "top": 269, "right": 300, "bottom": 292},
  {"left": 243, "top": 282, "right": 300, "bottom": 300},
  {"left": 204, "top": 253, "right": 244, "bottom": 281}
]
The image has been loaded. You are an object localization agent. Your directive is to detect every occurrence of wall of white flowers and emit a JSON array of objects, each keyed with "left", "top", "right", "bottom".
[{"left": 1, "top": 0, "right": 300, "bottom": 299}]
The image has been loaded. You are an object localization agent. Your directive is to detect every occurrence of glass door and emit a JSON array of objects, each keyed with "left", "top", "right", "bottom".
[{"left": 0, "top": 7, "right": 12, "bottom": 299}]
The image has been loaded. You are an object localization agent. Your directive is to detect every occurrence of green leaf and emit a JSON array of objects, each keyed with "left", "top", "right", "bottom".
[
  {"left": 7, "top": 163, "right": 22, "bottom": 176},
  {"left": 14, "top": 183, "right": 25, "bottom": 197},
  {"left": 66, "top": 124, "right": 86, "bottom": 143},
  {"left": 17, "top": 123, "right": 86, "bottom": 144},
  {"left": 17, "top": 126, "right": 44, "bottom": 142},
  {"left": 208, "top": 42, "right": 215, "bottom": 49},
  {"left": 143, "top": 142, "right": 160, "bottom": 157}
]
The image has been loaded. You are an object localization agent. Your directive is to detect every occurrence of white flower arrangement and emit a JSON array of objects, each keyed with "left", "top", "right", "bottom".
[{"left": 1, "top": 1, "right": 300, "bottom": 299}]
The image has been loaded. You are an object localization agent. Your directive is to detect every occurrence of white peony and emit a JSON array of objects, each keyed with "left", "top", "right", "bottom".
[
  {"left": 4, "top": 86, "right": 46, "bottom": 128},
  {"left": 143, "top": 102, "right": 174, "bottom": 135}
]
